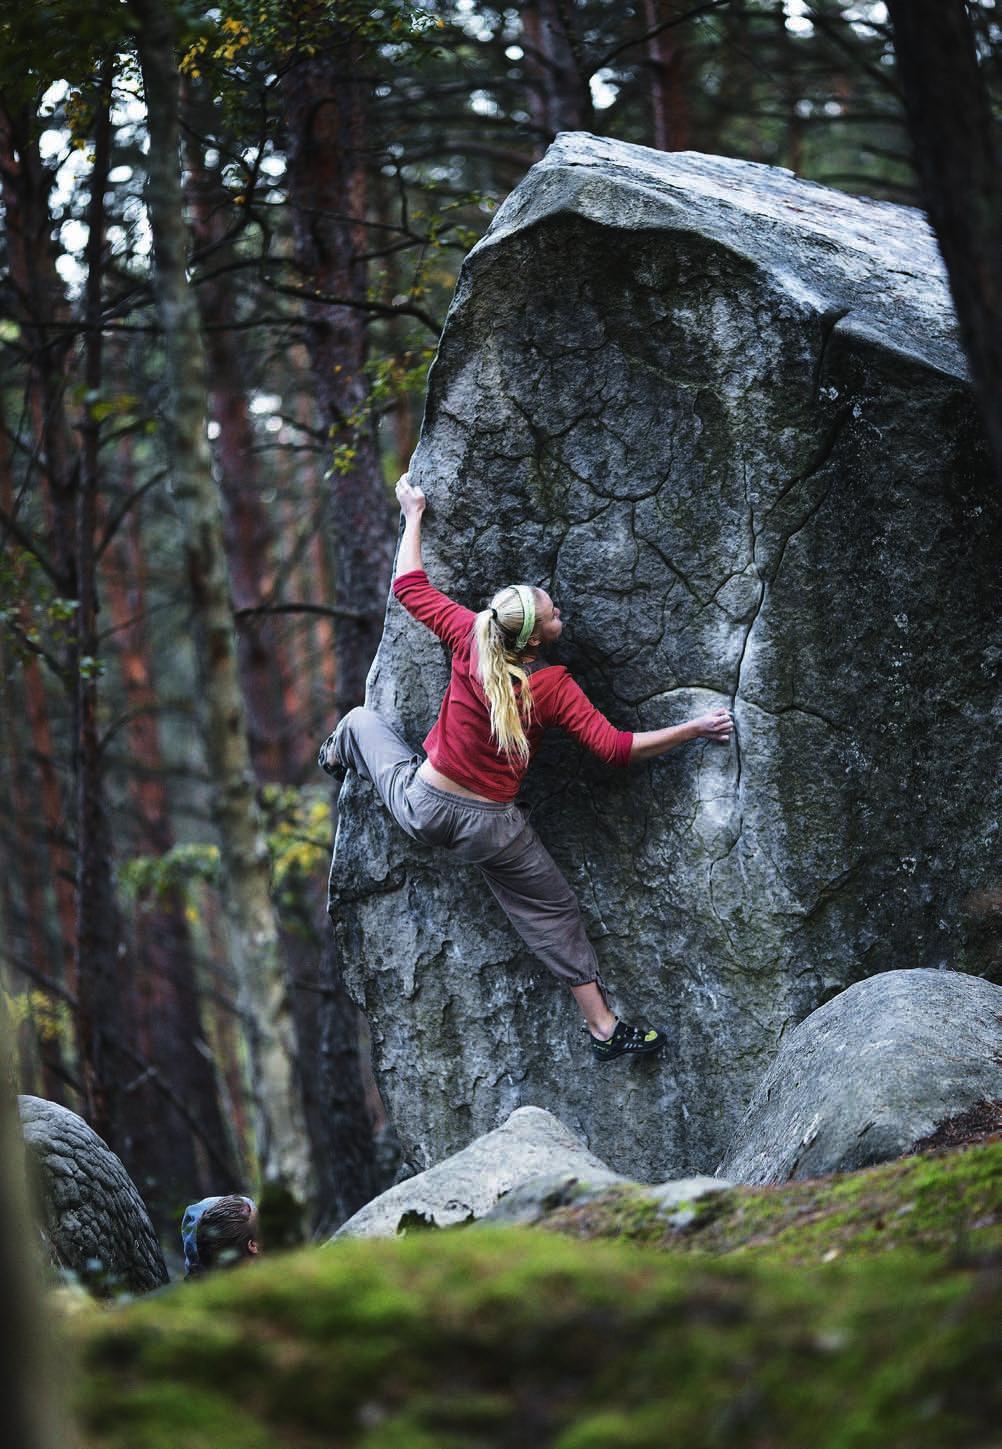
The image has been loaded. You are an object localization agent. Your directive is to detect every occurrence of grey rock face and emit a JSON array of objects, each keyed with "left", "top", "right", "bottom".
[
  {"left": 333, "top": 1105, "right": 622, "bottom": 1239},
  {"left": 18, "top": 1096, "right": 168, "bottom": 1295},
  {"left": 716, "top": 969, "right": 1002, "bottom": 1184},
  {"left": 331, "top": 133, "right": 1001, "bottom": 1183}
]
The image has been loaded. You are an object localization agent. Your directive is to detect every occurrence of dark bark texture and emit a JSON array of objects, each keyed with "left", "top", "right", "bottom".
[{"left": 885, "top": 0, "right": 1002, "bottom": 482}]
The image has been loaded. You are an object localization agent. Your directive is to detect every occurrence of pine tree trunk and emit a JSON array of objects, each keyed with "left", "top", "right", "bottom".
[
  {"left": 279, "top": 21, "right": 388, "bottom": 1224},
  {"left": 520, "top": 0, "right": 593, "bottom": 142},
  {"left": 74, "top": 66, "right": 129, "bottom": 1146},
  {"left": 105, "top": 494, "right": 241, "bottom": 1222},
  {"left": 0, "top": 1007, "right": 70, "bottom": 1449},
  {"left": 133, "top": 0, "right": 315, "bottom": 1215},
  {"left": 280, "top": 28, "right": 394, "bottom": 718},
  {"left": 1, "top": 87, "right": 132, "bottom": 1145},
  {"left": 183, "top": 120, "right": 298, "bottom": 780},
  {"left": 644, "top": 0, "right": 693, "bottom": 152},
  {"left": 885, "top": 0, "right": 1002, "bottom": 482}
]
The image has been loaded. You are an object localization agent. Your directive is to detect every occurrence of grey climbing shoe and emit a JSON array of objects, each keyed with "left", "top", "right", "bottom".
[{"left": 317, "top": 731, "right": 346, "bottom": 781}]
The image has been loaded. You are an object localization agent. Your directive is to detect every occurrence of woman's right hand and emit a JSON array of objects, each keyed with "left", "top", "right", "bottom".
[
  {"left": 395, "top": 472, "right": 426, "bottom": 519},
  {"left": 694, "top": 707, "right": 734, "bottom": 743}
]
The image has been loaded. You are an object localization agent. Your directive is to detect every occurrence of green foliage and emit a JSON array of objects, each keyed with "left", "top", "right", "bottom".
[
  {"left": 176, "top": 1, "right": 443, "bottom": 87},
  {"left": 118, "top": 842, "right": 222, "bottom": 900},
  {"left": 326, "top": 346, "right": 437, "bottom": 480},
  {"left": 0, "top": 542, "right": 82, "bottom": 679},
  {"left": 0, "top": 1, "right": 120, "bottom": 102},
  {"left": 259, "top": 783, "right": 332, "bottom": 898},
  {"left": 117, "top": 787, "right": 331, "bottom": 919},
  {"left": 3, "top": 987, "right": 72, "bottom": 1046}
]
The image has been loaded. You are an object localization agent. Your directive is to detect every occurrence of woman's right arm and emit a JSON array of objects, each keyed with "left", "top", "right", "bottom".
[
  {"left": 629, "top": 708, "right": 733, "bottom": 761},
  {"left": 391, "top": 474, "right": 477, "bottom": 649},
  {"left": 394, "top": 473, "right": 425, "bottom": 578}
]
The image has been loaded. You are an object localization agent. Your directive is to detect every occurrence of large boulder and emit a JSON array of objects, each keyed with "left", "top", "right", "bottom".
[
  {"left": 331, "top": 132, "right": 1001, "bottom": 1182},
  {"left": 19, "top": 1096, "right": 168, "bottom": 1295},
  {"left": 716, "top": 969, "right": 1002, "bottom": 1184},
  {"left": 333, "top": 1105, "right": 623, "bottom": 1239}
]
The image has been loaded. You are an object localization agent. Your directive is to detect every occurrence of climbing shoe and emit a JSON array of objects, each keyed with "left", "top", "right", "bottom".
[{"left": 587, "top": 1019, "right": 665, "bottom": 1063}]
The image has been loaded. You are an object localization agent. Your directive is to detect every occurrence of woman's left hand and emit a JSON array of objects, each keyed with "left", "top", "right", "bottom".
[{"left": 694, "top": 707, "right": 734, "bottom": 743}]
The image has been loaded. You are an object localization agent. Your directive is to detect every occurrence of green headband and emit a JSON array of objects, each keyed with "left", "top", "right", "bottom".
[{"left": 512, "top": 584, "right": 536, "bottom": 651}]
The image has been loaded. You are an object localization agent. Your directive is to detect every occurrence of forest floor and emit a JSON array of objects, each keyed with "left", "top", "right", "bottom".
[{"left": 67, "top": 1122, "right": 1002, "bottom": 1449}]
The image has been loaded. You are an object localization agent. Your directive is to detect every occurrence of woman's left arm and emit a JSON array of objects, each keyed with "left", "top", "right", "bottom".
[{"left": 630, "top": 709, "right": 733, "bottom": 760}]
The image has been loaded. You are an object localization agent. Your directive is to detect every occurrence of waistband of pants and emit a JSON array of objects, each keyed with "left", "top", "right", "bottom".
[{"left": 411, "top": 772, "right": 515, "bottom": 813}]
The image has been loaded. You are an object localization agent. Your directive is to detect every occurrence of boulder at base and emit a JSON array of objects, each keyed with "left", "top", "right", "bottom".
[
  {"left": 716, "top": 968, "right": 1002, "bottom": 1184},
  {"left": 333, "top": 1105, "right": 623, "bottom": 1239},
  {"left": 19, "top": 1096, "right": 168, "bottom": 1295},
  {"left": 331, "top": 130, "right": 1001, "bottom": 1183}
]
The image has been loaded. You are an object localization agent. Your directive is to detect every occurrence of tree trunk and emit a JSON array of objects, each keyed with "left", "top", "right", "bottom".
[
  {"left": 105, "top": 491, "right": 241, "bottom": 1225},
  {"left": 520, "top": 0, "right": 593, "bottom": 145},
  {"left": 645, "top": 0, "right": 693, "bottom": 152},
  {"left": 0, "top": 101, "right": 76, "bottom": 590},
  {"left": 73, "top": 65, "right": 129, "bottom": 1145},
  {"left": 133, "top": 0, "right": 315, "bottom": 1216},
  {"left": 280, "top": 25, "right": 394, "bottom": 719},
  {"left": 183, "top": 117, "right": 298, "bottom": 780},
  {"left": 279, "top": 19, "right": 388, "bottom": 1224},
  {"left": 884, "top": 0, "right": 1002, "bottom": 483},
  {"left": 0, "top": 1007, "right": 70, "bottom": 1449}
]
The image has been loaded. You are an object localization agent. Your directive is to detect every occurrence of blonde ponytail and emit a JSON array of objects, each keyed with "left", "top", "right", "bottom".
[{"left": 474, "top": 584, "right": 541, "bottom": 767}]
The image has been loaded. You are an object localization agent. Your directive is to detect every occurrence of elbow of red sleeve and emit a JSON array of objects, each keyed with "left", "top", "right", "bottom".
[
  {"left": 613, "top": 731, "right": 634, "bottom": 767},
  {"left": 392, "top": 568, "right": 426, "bottom": 600}
]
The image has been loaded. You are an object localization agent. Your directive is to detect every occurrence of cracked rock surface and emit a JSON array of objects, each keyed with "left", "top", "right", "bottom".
[
  {"left": 19, "top": 1095, "right": 168, "bottom": 1295},
  {"left": 330, "top": 133, "right": 1002, "bottom": 1183},
  {"left": 716, "top": 969, "right": 1002, "bottom": 1183}
]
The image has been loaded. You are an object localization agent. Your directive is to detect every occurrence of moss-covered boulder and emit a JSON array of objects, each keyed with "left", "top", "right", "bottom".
[{"left": 70, "top": 1138, "right": 1002, "bottom": 1448}]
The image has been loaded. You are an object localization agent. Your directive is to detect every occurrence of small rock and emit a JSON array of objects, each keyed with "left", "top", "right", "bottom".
[{"left": 333, "top": 1106, "right": 624, "bottom": 1240}]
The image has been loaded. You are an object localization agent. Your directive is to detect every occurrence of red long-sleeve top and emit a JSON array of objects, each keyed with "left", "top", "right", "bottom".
[{"left": 393, "top": 569, "right": 633, "bottom": 802}]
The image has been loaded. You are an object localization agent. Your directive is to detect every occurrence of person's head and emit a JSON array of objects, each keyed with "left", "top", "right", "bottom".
[
  {"left": 473, "top": 584, "right": 562, "bottom": 766},
  {"left": 194, "top": 1194, "right": 261, "bottom": 1273}
]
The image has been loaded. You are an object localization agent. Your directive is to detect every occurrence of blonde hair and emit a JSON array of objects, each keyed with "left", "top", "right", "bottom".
[{"left": 473, "top": 583, "right": 542, "bottom": 767}]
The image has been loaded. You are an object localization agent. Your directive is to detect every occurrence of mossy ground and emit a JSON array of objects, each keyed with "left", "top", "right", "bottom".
[
  {"left": 540, "top": 1137, "right": 1002, "bottom": 1267},
  {"left": 68, "top": 1137, "right": 1002, "bottom": 1448}
]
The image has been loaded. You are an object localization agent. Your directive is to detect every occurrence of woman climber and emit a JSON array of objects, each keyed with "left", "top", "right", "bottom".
[{"left": 319, "top": 474, "right": 734, "bottom": 1062}]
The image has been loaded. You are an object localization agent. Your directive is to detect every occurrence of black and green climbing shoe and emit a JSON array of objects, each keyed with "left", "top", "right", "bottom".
[{"left": 587, "top": 1019, "right": 665, "bottom": 1063}]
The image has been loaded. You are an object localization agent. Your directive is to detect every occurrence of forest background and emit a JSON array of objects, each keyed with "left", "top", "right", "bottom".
[{"left": 2, "top": 0, "right": 1000, "bottom": 1252}]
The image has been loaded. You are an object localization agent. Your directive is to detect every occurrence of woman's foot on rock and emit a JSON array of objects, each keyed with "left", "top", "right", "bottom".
[{"left": 587, "top": 1019, "right": 665, "bottom": 1063}]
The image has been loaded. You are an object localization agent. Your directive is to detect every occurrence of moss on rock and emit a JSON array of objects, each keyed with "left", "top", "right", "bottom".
[
  {"left": 538, "top": 1138, "right": 1002, "bottom": 1267},
  {"left": 70, "top": 1168, "right": 1002, "bottom": 1449}
]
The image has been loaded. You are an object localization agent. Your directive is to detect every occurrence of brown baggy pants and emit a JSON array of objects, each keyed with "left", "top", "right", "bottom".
[{"left": 322, "top": 706, "right": 610, "bottom": 1003}]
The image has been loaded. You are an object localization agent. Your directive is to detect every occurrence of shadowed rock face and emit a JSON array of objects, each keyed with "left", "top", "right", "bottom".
[
  {"left": 330, "top": 133, "right": 1002, "bottom": 1183},
  {"left": 19, "top": 1096, "right": 168, "bottom": 1295},
  {"left": 716, "top": 969, "right": 1002, "bottom": 1184}
]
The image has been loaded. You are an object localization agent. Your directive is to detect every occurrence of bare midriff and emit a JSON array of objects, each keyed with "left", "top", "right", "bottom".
[{"left": 417, "top": 760, "right": 498, "bottom": 803}]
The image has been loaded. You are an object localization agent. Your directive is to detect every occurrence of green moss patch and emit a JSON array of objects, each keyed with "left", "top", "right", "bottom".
[
  {"left": 539, "top": 1139, "right": 1002, "bottom": 1267},
  {"left": 71, "top": 1218, "right": 1002, "bottom": 1448}
]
